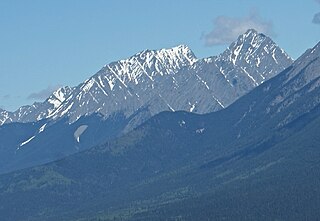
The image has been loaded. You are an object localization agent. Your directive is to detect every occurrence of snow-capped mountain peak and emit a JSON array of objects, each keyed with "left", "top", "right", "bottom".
[
  {"left": 224, "top": 28, "right": 291, "bottom": 66},
  {"left": 101, "top": 44, "right": 197, "bottom": 85},
  {"left": 216, "top": 29, "right": 293, "bottom": 85}
]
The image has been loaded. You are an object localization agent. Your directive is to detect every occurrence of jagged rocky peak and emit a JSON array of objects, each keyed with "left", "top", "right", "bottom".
[
  {"left": 222, "top": 29, "right": 292, "bottom": 65},
  {"left": 97, "top": 45, "right": 197, "bottom": 86},
  {"left": 52, "top": 86, "right": 73, "bottom": 101},
  {"left": 47, "top": 86, "right": 74, "bottom": 109},
  {"left": 216, "top": 29, "right": 293, "bottom": 84},
  {"left": 132, "top": 44, "right": 197, "bottom": 66}
]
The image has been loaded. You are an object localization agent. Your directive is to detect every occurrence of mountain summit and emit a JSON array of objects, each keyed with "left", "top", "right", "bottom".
[{"left": 216, "top": 29, "right": 292, "bottom": 85}]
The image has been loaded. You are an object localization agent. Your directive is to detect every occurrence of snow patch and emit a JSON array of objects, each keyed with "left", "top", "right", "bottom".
[
  {"left": 256, "top": 57, "right": 261, "bottom": 67},
  {"left": 241, "top": 67, "right": 258, "bottom": 86},
  {"left": 232, "top": 43, "right": 243, "bottom": 65},
  {"left": 189, "top": 104, "right": 196, "bottom": 112},
  {"left": 179, "top": 120, "right": 186, "bottom": 127},
  {"left": 196, "top": 128, "right": 205, "bottom": 134},
  {"left": 19, "top": 136, "right": 35, "bottom": 148},
  {"left": 107, "top": 77, "right": 115, "bottom": 91},
  {"left": 39, "top": 123, "right": 47, "bottom": 133},
  {"left": 212, "top": 95, "right": 225, "bottom": 108},
  {"left": 60, "top": 102, "right": 74, "bottom": 117},
  {"left": 48, "top": 98, "right": 62, "bottom": 109},
  {"left": 272, "top": 48, "right": 278, "bottom": 64}
]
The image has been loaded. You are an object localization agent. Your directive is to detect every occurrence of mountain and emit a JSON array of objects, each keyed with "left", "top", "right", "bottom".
[
  {"left": 0, "top": 29, "right": 292, "bottom": 126},
  {"left": 47, "top": 29, "right": 292, "bottom": 126},
  {"left": 0, "top": 29, "right": 293, "bottom": 174},
  {"left": 0, "top": 41, "right": 318, "bottom": 221}
]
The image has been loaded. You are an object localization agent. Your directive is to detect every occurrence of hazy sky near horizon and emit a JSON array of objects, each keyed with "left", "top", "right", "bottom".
[{"left": 1, "top": 0, "right": 319, "bottom": 111}]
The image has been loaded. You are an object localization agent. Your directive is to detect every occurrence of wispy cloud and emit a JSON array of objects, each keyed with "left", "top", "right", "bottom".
[
  {"left": 2, "top": 94, "right": 11, "bottom": 100},
  {"left": 0, "top": 95, "right": 11, "bottom": 110},
  {"left": 203, "top": 12, "right": 273, "bottom": 46},
  {"left": 27, "top": 85, "right": 62, "bottom": 101},
  {"left": 313, "top": 12, "right": 320, "bottom": 24},
  {"left": 313, "top": 0, "right": 320, "bottom": 24}
]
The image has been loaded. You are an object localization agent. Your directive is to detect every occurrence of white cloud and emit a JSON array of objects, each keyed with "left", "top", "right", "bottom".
[{"left": 203, "top": 12, "right": 273, "bottom": 46}]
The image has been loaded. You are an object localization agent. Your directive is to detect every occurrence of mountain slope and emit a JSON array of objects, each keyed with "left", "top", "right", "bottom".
[
  {"left": 0, "top": 42, "right": 318, "bottom": 221},
  {"left": 130, "top": 112, "right": 320, "bottom": 220}
]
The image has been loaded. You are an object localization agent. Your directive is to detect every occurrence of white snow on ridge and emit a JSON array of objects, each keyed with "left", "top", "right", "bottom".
[
  {"left": 101, "top": 45, "right": 196, "bottom": 88},
  {"left": 241, "top": 67, "right": 258, "bottom": 86},
  {"left": 82, "top": 79, "right": 95, "bottom": 93},
  {"left": 48, "top": 87, "right": 72, "bottom": 109},
  {"left": 48, "top": 98, "right": 62, "bottom": 109},
  {"left": 232, "top": 44, "right": 243, "bottom": 65},
  {"left": 59, "top": 102, "right": 74, "bottom": 117},
  {"left": 107, "top": 77, "right": 115, "bottom": 90},
  {"left": 256, "top": 57, "right": 261, "bottom": 67},
  {"left": 272, "top": 48, "right": 278, "bottom": 64},
  {"left": 53, "top": 88, "right": 67, "bottom": 102},
  {"left": 95, "top": 79, "right": 109, "bottom": 97}
]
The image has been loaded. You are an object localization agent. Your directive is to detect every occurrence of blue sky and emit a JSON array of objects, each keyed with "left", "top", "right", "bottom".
[{"left": 0, "top": 0, "right": 319, "bottom": 111}]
